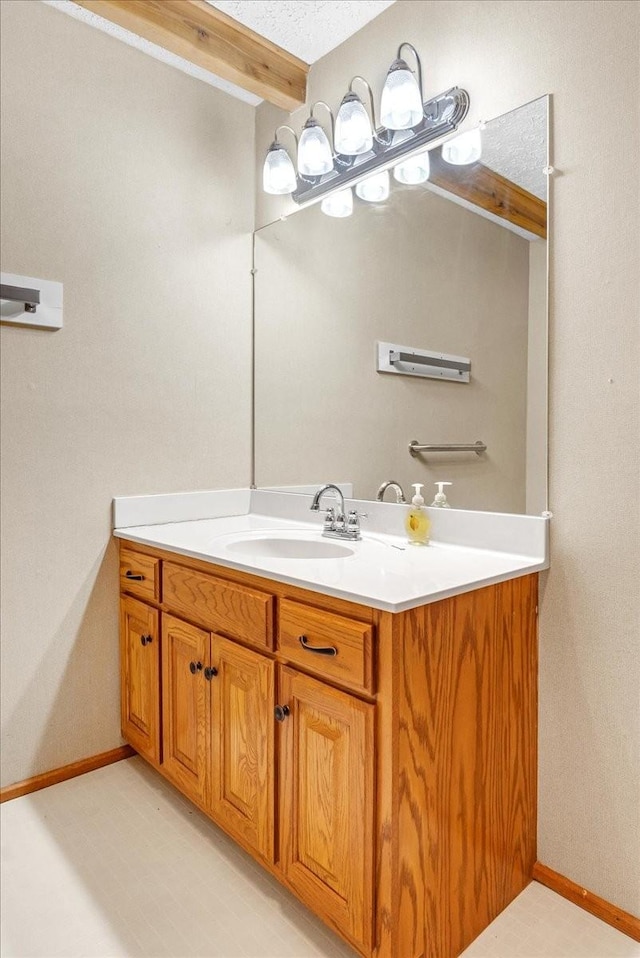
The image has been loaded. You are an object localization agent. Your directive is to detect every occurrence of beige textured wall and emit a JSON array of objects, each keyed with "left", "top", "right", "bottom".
[
  {"left": 526, "top": 241, "right": 548, "bottom": 515},
  {"left": 255, "top": 0, "right": 640, "bottom": 917},
  {"left": 0, "top": 2, "right": 254, "bottom": 786},
  {"left": 255, "top": 188, "right": 531, "bottom": 512}
]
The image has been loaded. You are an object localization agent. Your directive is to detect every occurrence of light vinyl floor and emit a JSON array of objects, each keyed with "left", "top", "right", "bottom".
[{"left": 1, "top": 757, "right": 638, "bottom": 958}]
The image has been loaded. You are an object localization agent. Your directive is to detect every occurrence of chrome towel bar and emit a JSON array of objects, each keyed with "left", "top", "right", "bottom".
[
  {"left": 409, "top": 440, "right": 487, "bottom": 457},
  {"left": 0, "top": 283, "right": 40, "bottom": 313}
]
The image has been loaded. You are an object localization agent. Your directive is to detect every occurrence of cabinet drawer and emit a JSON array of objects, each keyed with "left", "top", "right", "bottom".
[
  {"left": 278, "top": 599, "right": 374, "bottom": 695},
  {"left": 119, "top": 548, "right": 160, "bottom": 603},
  {"left": 163, "top": 562, "right": 274, "bottom": 651}
]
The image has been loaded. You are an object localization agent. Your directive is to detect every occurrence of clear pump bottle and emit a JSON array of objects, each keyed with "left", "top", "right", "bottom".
[
  {"left": 405, "top": 483, "right": 430, "bottom": 545},
  {"left": 431, "top": 481, "right": 452, "bottom": 508}
]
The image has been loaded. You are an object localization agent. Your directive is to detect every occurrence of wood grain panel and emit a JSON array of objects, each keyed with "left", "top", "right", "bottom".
[
  {"left": 163, "top": 562, "right": 274, "bottom": 650},
  {"left": 209, "top": 635, "right": 275, "bottom": 862},
  {"left": 161, "top": 614, "right": 209, "bottom": 806},
  {"left": 119, "top": 547, "right": 160, "bottom": 603},
  {"left": 429, "top": 151, "right": 547, "bottom": 239},
  {"left": 372, "top": 609, "right": 399, "bottom": 958},
  {"left": 278, "top": 599, "right": 374, "bottom": 695},
  {"left": 278, "top": 666, "right": 374, "bottom": 953},
  {"left": 393, "top": 575, "right": 537, "bottom": 957},
  {"left": 75, "top": 0, "right": 308, "bottom": 110},
  {"left": 120, "top": 596, "right": 161, "bottom": 763},
  {"left": 533, "top": 863, "right": 640, "bottom": 942}
]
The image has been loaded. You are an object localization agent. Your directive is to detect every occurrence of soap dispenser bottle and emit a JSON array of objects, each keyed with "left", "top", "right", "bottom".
[
  {"left": 431, "top": 481, "right": 452, "bottom": 508},
  {"left": 405, "top": 483, "right": 430, "bottom": 546}
]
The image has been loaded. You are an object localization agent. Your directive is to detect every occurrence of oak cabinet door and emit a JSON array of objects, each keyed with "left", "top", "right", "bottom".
[
  {"left": 120, "top": 596, "right": 160, "bottom": 763},
  {"left": 162, "top": 614, "right": 209, "bottom": 806},
  {"left": 209, "top": 635, "right": 275, "bottom": 862},
  {"left": 278, "top": 666, "right": 375, "bottom": 952}
]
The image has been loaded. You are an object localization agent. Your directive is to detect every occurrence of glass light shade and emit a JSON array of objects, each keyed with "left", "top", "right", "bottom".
[
  {"left": 380, "top": 60, "right": 423, "bottom": 130},
  {"left": 441, "top": 128, "right": 482, "bottom": 165},
  {"left": 355, "top": 170, "right": 390, "bottom": 203},
  {"left": 262, "top": 143, "right": 297, "bottom": 195},
  {"left": 334, "top": 93, "right": 373, "bottom": 155},
  {"left": 394, "top": 149, "right": 430, "bottom": 185},
  {"left": 321, "top": 188, "right": 353, "bottom": 218},
  {"left": 297, "top": 119, "right": 334, "bottom": 176}
]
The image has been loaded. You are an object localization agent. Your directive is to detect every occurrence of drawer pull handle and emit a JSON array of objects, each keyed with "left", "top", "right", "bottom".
[
  {"left": 274, "top": 705, "right": 290, "bottom": 722},
  {"left": 125, "top": 571, "right": 145, "bottom": 581},
  {"left": 189, "top": 661, "right": 203, "bottom": 675},
  {"left": 140, "top": 634, "right": 153, "bottom": 646},
  {"left": 298, "top": 634, "right": 338, "bottom": 656},
  {"left": 204, "top": 666, "right": 218, "bottom": 680}
]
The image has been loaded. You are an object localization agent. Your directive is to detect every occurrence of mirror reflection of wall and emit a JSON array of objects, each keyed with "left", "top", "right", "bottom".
[{"left": 254, "top": 97, "right": 548, "bottom": 515}]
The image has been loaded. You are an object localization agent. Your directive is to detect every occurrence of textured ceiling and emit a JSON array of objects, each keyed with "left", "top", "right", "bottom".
[
  {"left": 42, "top": 0, "right": 395, "bottom": 105},
  {"left": 482, "top": 97, "right": 547, "bottom": 199},
  {"left": 208, "top": 1, "right": 395, "bottom": 64}
]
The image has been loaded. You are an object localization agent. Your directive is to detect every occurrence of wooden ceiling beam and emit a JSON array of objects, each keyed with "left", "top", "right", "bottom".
[
  {"left": 74, "top": 0, "right": 308, "bottom": 111},
  {"left": 428, "top": 152, "right": 547, "bottom": 239}
]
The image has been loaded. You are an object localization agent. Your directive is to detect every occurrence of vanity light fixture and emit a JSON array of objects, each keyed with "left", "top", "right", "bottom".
[
  {"left": 355, "top": 169, "right": 390, "bottom": 202},
  {"left": 297, "top": 101, "right": 335, "bottom": 177},
  {"left": 394, "top": 148, "right": 430, "bottom": 184},
  {"left": 441, "top": 127, "right": 482, "bottom": 165},
  {"left": 380, "top": 42, "right": 424, "bottom": 130},
  {"left": 262, "top": 126, "right": 298, "bottom": 195},
  {"left": 334, "top": 76, "right": 386, "bottom": 156},
  {"left": 259, "top": 41, "right": 469, "bottom": 207},
  {"left": 320, "top": 187, "right": 353, "bottom": 218}
]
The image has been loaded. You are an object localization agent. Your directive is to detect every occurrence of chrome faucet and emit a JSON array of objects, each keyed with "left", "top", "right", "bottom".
[
  {"left": 310, "top": 484, "right": 364, "bottom": 540},
  {"left": 376, "top": 480, "right": 407, "bottom": 503},
  {"left": 311, "top": 483, "right": 345, "bottom": 516}
]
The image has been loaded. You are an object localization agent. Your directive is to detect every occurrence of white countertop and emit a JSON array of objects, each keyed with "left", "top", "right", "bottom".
[{"left": 113, "top": 490, "right": 549, "bottom": 613}]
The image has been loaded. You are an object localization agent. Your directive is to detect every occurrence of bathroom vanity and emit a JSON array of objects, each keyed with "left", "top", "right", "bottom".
[{"left": 114, "top": 490, "right": 547, "bottom": 958}]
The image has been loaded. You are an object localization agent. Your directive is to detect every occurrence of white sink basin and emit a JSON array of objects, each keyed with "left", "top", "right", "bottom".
[{"left": 221, "top": 531, "right": 355, "bottom": 560}]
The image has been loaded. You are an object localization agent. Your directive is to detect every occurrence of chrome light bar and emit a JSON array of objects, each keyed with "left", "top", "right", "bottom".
[{"left": 292, "top": 87, "right": 469, "bottom": 205}]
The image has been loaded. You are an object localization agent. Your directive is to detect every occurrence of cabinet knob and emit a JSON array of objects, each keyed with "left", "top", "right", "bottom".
[
  {"left": 204, "top": 666, "right": 218, "bottom": 680},
  {"left": 140, "top": 634, "right": 153, "bottom": 646},
  {"left": 125, "top": 571, "right": 145, "bottom": 581},
  {"left": 189, "top": 661, "right": 203, "bottom": 674},
  {"left": 274, "top": 704, "right": 290, "bottom": 722}
]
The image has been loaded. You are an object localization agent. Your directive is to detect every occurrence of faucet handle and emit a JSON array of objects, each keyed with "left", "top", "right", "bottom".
[
  {"left": 323, "top": 507, "right": 336, "bottom": 531},
  {"left": 347, "top": 510, "right": 367, "bottom": 535}
]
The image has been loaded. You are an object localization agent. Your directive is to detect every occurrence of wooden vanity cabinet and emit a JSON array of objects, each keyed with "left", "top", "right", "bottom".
[{"left": 118, "top": 539, "right": 538, "bottom": 958}]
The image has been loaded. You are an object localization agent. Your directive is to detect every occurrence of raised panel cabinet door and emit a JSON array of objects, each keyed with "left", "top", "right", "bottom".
[
  {"left": 120, "top": 596, "right": 160, "bottom": 763},
  {"left": 161, "top": 614, "right": 210, "bottom": 807},
  {"left": 278, "top": 666, "right": 375, "bottom": 953},
  {"left": 209, "top": 635, "right": 275, "bottom": 862}
]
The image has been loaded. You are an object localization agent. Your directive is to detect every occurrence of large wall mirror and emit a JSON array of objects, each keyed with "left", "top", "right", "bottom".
[{"left": 253, "top": 97, "right": 549, "bottom": 515}]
